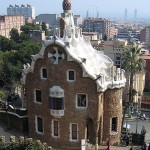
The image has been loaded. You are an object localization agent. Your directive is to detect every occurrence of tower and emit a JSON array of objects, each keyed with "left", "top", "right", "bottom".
[
  {"left": 97, "top": 10, "right": 99, "bottom": 18},
  {"left": 134, "top": 9, "right": 137, "bottom": 20},
  {"left": 124, "top": 8, "right": 127, "bottom": 20},
  {"left": 86, "top": 10, "right": 89, "bottom": 18}
]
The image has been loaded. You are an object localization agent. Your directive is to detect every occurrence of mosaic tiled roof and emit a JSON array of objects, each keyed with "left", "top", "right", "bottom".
[{"left": 62, "top": 0, "right": 71, "bottom": 11}]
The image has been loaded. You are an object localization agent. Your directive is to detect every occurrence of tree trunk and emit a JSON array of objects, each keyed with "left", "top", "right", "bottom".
[{"left": 128, "top": 73, "right": 134, "bottom": 117}]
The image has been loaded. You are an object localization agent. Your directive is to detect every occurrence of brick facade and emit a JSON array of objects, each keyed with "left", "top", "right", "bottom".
[{"left": 25, "top": 44, "right": 123, "bottom": 149}]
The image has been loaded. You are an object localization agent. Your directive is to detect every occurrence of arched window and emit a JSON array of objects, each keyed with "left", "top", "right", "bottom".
[
  {"left": 42, "top": 68, "right": 47, "bottom": 79},
  {"left": 70, "top": 123, "right": 78, "bottom": 142},
  {"left": 41, "top": 68, "right": 47, "bottom": 79},
  {"left": 35, "top": 116, "right": 44, "bottom": 134},
  {"left": 52, "top": 120, "right": 59, "bottom": 138}
]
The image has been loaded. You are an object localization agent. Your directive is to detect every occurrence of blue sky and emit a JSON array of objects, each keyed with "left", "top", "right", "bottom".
[{"left": 0, "top": 0, "right": 149, "bottom": 18}]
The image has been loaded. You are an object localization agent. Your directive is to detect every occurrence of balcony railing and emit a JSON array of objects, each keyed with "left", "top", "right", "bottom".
[
  {"left": 50, "top": 109, "right": 64, "bottom": 117},
  {"left": 142, "top": 92, "right": 150, "bottom": 103}
]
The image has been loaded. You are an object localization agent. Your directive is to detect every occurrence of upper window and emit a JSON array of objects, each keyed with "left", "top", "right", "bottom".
[
  {"left": 35, "top": 89, "right": 42, "bottom": 103},
  {"left": 52, "top": 120, "right": 59, "bottom": 138},
  {"left": 76, "top": 94, "right": 88, "bottom": 108},
  {"left": 35, "top": 116, "right": 44, "bottom": 134},
  {"left": 111, "top": 117, "right": 117, "bottom": 132},
  {"left": 41, "top": 68, "right": 47, "bottom": 79},
  {"left": 67, "top": 70, "right": 76, "bottom": 82},
  {"left": 70, "top": 123, "right": 78, "bottom": 142}
]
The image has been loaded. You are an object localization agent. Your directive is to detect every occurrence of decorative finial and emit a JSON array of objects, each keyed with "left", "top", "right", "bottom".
[{"left": 62, "top": 0, "right": 71, "bottom": 12}]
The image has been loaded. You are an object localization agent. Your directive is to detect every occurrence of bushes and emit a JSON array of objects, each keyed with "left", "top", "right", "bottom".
[{"left": 0, "top": 140, "right": 48, "bottom": 150}]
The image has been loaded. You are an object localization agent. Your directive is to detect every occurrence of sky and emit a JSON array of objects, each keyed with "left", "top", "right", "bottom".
[{"left": 0, "top": 0, "right": 149, "bottom": 18}]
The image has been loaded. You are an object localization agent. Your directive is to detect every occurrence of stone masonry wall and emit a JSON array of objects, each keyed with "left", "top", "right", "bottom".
[{"left": 103, "top": 88, "right": 122, "bottom": 145}]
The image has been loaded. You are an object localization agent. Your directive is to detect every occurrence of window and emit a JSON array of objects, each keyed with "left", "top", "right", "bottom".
[
  {"left": 35, "top": 116, "right": 43, "bottom": 134},
  {"left": 111, "top": 117, "right": 117, "bottom": 132},
  {"left": 115, "top": 53, "right": 121, "bottom": 68},
  {"left": 52, "top": 120, "right": 59, "bottom": 138},
  {"left": 49, "top": 86, "right": 64, "bottom": 110},
  {"left": 70, "top": 123, "right": 78, "bottom": 141},
  {"left": 67, "top": 70, "right": 76, "bottom": 82},
  {"left": 35, "top": 90, "right": 42, "bottom": 103},
  {"left": 50, "top": 97, "right": 64, "bottom": 110},
  {"left": 41, "top": 68, "right": 47, "bottom": 79},
  {"left": 76, "top": 94, "right": 87, "bottom": 108}
]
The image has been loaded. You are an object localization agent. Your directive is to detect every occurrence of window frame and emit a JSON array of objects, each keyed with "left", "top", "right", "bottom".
[
  {"left": 35, "top": 116, "right": 44, "bottom": 135},
  {"left": 51, "top": 119, "right": 60, "bottom": 138},
  {"left": 67, "top": 69, "right": 76, "bottom": 82},
  {"left": 111, "top": 117, "right": 118, "bottom": 133},
  {"left": 76, "top": 93, "right": 88, "bottom": 109},
  {"left": 34, "top": 89, "right": 42, "bottom": 104},
  {"left": 41, "top": 67, "right": 48, "bottom": 80},
  {"left": 70, "top": 123, "right": 78, "bottom": 142},
  {"left": 50, "top": 97, "right": 64, "bottom": 110}
]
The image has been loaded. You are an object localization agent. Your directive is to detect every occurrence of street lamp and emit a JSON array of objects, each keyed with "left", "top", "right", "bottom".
[{"left": 136, "top": 110, "right": 138, "bottom": 134}]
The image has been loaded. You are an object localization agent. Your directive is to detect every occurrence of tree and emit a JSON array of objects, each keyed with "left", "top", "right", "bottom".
[
  {"left": 0, "top": 36, "right": 15, "bottom": 52},
  {"left": 21, "top": 23, "right": 40, "bottom": 34},
  {"left": 122, "top": 43, "right": 146, "bottom": 119},
  {"left": 103, "top": 34, "right": 107, "bottom": 41},
  {"left": 10, "top": 28, "right": 20, "bottom": 43},
  {"left": 41, "top": 22, "right": 49, "bottom": 36},
  {"left": 41, "top": 22, "right": 47, "bottom": 31},
  {"left": 0, "top": 41, "right": 41, "bottom": 89}
]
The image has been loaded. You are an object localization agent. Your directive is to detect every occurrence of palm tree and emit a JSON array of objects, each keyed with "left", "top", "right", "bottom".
[{"left": 121, "top": 43, "right": 146, "bottom": 133}]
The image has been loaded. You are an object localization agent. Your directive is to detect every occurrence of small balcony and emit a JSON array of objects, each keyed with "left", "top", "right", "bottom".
[
  {"left": 50, "top": 109, "right": 64, "bottom": 117},
  {"left": 141, "top": 92, "right": 150, "bottom": 110}
]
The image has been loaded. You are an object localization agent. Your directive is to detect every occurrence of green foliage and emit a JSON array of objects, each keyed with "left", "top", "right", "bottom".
[
  {"left": 0, "top": 140, "right": 46, "bottom": 150},
  {"left": 0, "top": 36, "right": 15, "bottom": 52},
  {"left": 41, "top": 22, "right": 47, "bottom": 31},
  {"left": 132, "top": 89, "right": 137, "bottom": 97},
  {"left": 10, "top": 28, "right": 20, "bottom": 43},
  {"left": 0, "top": 90, "right": 5, "bottom": 100},
  {"left": 0, "top": 42, "right": 41, "bottom": 88},
  {"left": 103, "top": 34, "right": 107, "bottom": 41},
  {"left": 122, "top": 43, "right": 146, "bottom": 74},
  {"left": 19, "top": 23, "right": 41, "bottom": 42},
  {"left": 0, "top": 22, "right": 42, "bottom": 89},
  {"left": 20, "top": 23, "right": 40, "bottom": 34},
  {"left": 122, "top": 43, "right": 146, "bottom": 118}
]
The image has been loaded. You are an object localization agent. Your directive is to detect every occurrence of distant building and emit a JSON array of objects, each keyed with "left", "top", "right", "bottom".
[
  {"left": 7, "top": 4, "right": 35, "bottom": 19},
  {"left": 35, "top": 14, "right": 60, "bottom": 27},
  {"left": 109, "top": 27, "right": 118, "bottom": 39},
  {"left": 82, "top": 18, "right": 110, "bottom": 39},
  {"left": 134, "top": 9, "right": 137, "bottom": 20},
  {"left": 124, "top": 9, "right": 127, "bottom": 20},
  {"left": 141, "top": 55, "right": 150, "bottom": 111},
  {"left": 140, "top": 26, "right": 150, "bottom": 43},
  {"left": 82, "top": 32, "right": 101, "bottom": 40},
  {"left": 73, "top": 15, "right": 83, "bottom": 27},
  {"left": 0, "top": 15, "right": 25, "bottom": 38},
  {"left": 30, "top": 30, "right": 46, "bottom": 43},
  {"left": 35, "top": 14, "right": 83, "bottom": 28},
  {"left": 117, "top": 28, "right": 140, "bottom": 42}
]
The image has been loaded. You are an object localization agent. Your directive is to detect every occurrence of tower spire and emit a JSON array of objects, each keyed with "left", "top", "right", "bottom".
[{"left": 62, "top": 0, "right": 71, "bottom": 13}]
